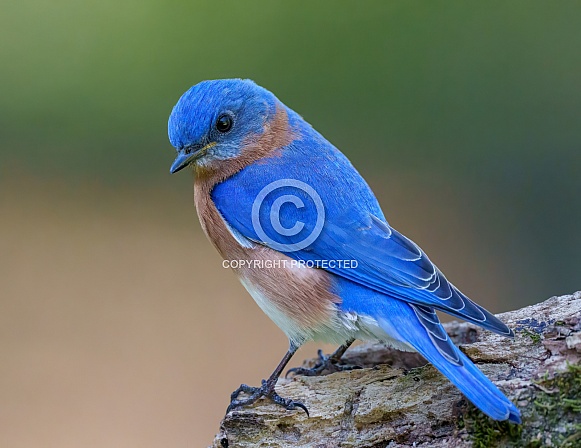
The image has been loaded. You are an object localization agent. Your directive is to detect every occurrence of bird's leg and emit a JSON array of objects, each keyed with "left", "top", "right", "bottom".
[
  {"left": 227, "top": 341, "right": 309, "bottom": 416},
  {"left": 286, "top": 338, "right": 360, "bottom": 377}
]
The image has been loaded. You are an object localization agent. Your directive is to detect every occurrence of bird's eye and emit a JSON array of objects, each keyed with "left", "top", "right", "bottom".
[{"left": 216, "top": 114, "right": 233, "bottom": 133}]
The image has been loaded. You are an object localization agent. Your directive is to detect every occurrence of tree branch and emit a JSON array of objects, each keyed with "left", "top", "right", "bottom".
[{"left": 211, "top": 291, "right": 581, "bottom": 448}]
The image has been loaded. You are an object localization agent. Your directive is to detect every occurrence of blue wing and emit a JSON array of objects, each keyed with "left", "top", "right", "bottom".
[
  {"left": 298, "top": 213, "right": 513, "bottom": 336},
  {"left": 212, "top": 112, "right": 513, "bottom": 336},
  {"left": 334, "top": 277, "right": 520, "bottom": 422}
]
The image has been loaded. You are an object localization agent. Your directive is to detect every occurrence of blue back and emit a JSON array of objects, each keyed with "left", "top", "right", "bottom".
[{"left": 212, "top": 105, "right": 512, "bottom": 335}]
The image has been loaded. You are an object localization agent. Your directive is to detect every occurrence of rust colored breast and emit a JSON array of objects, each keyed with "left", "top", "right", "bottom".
[{"left": 191, "top": 105, "right": 341, "bottom": 335}]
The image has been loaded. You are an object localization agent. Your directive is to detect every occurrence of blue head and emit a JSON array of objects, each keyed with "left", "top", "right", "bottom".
[{"left": 168, "top": 79, "right": 278, "bottom": 173}]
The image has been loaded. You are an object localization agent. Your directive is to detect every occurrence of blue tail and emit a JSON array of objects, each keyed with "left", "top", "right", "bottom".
[
  {"left": 345, "top": 292, "right": 521, "bottom": 423},
  {"left": 376, "top": 299, "right": 521, "bottom": 423}
]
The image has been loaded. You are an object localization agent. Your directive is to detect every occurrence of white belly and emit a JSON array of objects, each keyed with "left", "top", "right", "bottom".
[
  {"left": 239, "top": 276, "right": 352, "bottom": 345},
  {"left": 240, "top": 276, "right": 414, "bottom": 353}
]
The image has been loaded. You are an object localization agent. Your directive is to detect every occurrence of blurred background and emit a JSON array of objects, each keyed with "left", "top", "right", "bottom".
[{"left": 1, "top": 1, "right": 580, "bottom": 446}]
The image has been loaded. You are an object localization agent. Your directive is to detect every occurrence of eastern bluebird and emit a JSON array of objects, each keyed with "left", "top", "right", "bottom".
[{"left": 167, "top": 79, "right": 521, "bottom": 423}]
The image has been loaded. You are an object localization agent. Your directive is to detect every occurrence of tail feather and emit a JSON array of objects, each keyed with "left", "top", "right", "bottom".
[{"left": 376, "top": 299, "right": 521, "bottom": 423}]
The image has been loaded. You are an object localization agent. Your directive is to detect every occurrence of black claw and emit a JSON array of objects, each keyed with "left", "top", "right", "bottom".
[
  {"left": 286, "top": 349, "right": 361, "bottom": 378},
  {"left": 286, "top": 366, "right": 321, "bottom": 378},
  {"left": 230, "top": 383, "right": 257, "bottom": 401},
  {"left": 225, "top": 381, "right": 309, "bottom": 417},
  {"left": 292, "top": 401, "right": 310, "bottom": 417},
  {"left": 270, "top": 391, "right": 310, "bottom": 417}
]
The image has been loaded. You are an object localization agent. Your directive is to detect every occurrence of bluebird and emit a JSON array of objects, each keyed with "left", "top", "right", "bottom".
[{"left": 167, "top": 79, "right": 521, "bottom": 423}]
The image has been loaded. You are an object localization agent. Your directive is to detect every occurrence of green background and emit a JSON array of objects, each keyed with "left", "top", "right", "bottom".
[
  {"left": 2, "top": 2, "right": 579, "bottom": 301},
  {"left": 1, "top": 2, "right": 579, "bottom": 446}
]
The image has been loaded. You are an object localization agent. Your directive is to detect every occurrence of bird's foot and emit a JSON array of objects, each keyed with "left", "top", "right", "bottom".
[
  {"left": 286, "top": 349, "right": 361, "bottom": 377},
  {"left": 226, "top": 379, "right": 309, "bottom": 417}
]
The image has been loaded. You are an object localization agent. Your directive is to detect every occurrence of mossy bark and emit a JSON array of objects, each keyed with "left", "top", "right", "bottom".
[{"left": 211, "top": 291, "right": 581, "bottom": 448}]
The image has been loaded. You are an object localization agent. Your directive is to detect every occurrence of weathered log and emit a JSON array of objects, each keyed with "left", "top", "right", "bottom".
[{"left": 211, "top": 292, "right": 581, "bottom": 447}]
